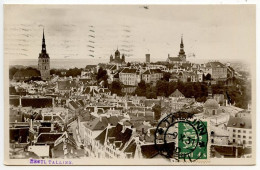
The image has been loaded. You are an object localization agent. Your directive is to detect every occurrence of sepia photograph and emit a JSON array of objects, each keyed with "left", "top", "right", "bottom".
[{"left": 3, "top": 4, "right": 256, "bottom": 165}]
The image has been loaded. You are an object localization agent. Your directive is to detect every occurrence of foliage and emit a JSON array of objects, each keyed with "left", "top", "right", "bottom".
[
  {"left": 152, "top": 104, "right": 162, "bottom": 120},
  {"left": 133, "top": 79, "right": 251, "bottom": 109},
  {"left": 96, "top": 67, "right": 108, "bottom": 88},
  {"left": 205, "top": 73, "right": 212, "bottom": 80},
  {"left": 66, "top": 67, "right": 83, "bottom": 77},
  {"left": 110, "top": 81, "right": 123, "bottom": 96},
  {"left": 162, "top": 72, "right": 172, "bottom": 82},
  {"left": 9, "top": 67, "right": 19, "bottom": 79}
]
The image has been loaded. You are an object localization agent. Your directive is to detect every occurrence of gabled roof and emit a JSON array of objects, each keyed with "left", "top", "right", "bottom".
[
  {"left": 206, "top": 61, "right": 226, "bottom": 68},
  {"left": 120, "top": 68, "right": 137, "bottom": 74},
  {"left": 95, "top": 123, "right": 133, "bottom": 151},
  {"left": 83, "top": 116, "right": 120, "bottom": 131},
  {"left": 169, "top": 89, "right": 185, "bottom": 98},
  {"left": 57, "top": 80, "right": 76, "bottom": 90},
  {"left": 142, "top": 69, "right": 163, "bottom": 75},
  {"left": 36, "top": 133, "right": 63, "bottom": 143},
  {"left": 124, "top": 139, "right": 137, "bottom": 157},
  {"left": 69, "top": 101, "right": 79, "bottom": 110},
  {"left": 168, "top": 57, "right": 182, "bottom": 62}
]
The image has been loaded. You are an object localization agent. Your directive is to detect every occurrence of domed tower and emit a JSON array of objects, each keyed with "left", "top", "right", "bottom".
[
  {"left": 115, "top": 48, "right": 120, "bottom": 59},
  {"left": 38, "top": 29, "right": 50, "bottom": 80},
  {"left": 178, "top": 35, "right": 186, "bottom": 61},
  {"left": 204, "top": 99, "right": 219, "bottom": 116}
]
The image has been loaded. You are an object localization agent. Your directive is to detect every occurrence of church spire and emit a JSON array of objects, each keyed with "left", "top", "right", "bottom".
[
  {"left": 178, "top": 34, "right": 186, "bottom": 58},
  {"left": 180, "top": 34, "right": 184, "bottom": 49},
  {"left": 42, "top": 28, "right": 46, "bottom": 53}
]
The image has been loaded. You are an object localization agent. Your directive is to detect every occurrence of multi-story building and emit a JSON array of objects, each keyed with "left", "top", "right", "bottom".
[
  {"left": 141, "top": 69, "right": 163, "bottom": 84},
  {"left": 178, "top": 71, "right": 197, "bottom": 82},
  {"left": 201, "top": 61, "right": 227, "bottom": 80},
  {"left": 119, "top": 68, "right": 140, "bottom": 86},
  {"left": 227, "top": 116, "right": 252, "bottom": 147},
  {"left": 82, "top": 116, "right": 121, "bottom": 157}
]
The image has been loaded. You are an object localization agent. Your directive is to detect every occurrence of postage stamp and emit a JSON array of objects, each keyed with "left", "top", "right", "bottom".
[{"left": 154, "top": 112, "right": 209, "bottom": 163}]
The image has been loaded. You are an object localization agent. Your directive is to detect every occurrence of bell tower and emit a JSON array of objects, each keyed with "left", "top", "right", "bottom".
[
  {"left": 178, "top": 35, "right": 186, "bottom": 61},
  {"left": 38, "top": 29, "right": 50, "bottom": 80}
]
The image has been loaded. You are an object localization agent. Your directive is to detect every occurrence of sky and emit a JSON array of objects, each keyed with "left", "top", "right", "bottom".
[{"left": 4, "top": 5, "right": 256, "bottom": 64}]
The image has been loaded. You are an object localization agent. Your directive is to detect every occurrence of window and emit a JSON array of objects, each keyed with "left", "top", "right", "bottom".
[
  {"left": 238, "top": 135, "right": 241, "bottom": 138},
  {"left": 233, "top": 134, "right": 236, "bottom": 138},
  {"left": 249, "top": 131, "right": 252, "bottom": 134},
  {"left": 243, "top": 130, "right": 246, "bottom": 133},
  {"left": 243, "top": 140, "right": 246, "bottom": 144},
  {"left": 243, "top": 136, "right": 246, "bottom": 139},
  {"left": 233, "top": 139, "right": 236, "bottom": 143},
  {"left": 249, "top": 136, "right": 252, "bottom": 139},
  {"left": 238, "top": 130, "right": 241, "bottom": 133},
  {"left": 233, "top": 129, "right": 236, "bottom": 132},
  {"left": 249, "top": 141, "right": 252, "bottom": 144}
]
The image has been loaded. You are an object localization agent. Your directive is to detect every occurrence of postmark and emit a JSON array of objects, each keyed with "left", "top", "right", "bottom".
[{"left": 154, "top": 111, "right": 208, "bottom": 163}]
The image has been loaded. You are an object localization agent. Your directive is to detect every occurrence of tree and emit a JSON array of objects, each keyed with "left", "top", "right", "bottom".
[
  {"left": 96, "top": 67, "right": 108, "bottom": 83},
  {"left": 163, "top": 72, "right": 171, "bottom": 82},
  {"left": 66, "top": 67, "right": 82, "bottom": 77},
  {"left": 9, "top": 67, "right": 19, "bottom": 79},
  {"left": 156, "top": 80, "right": 169, "bottom": 96},
  {"left": 146, "top": 91, "right": 157, "bottom": 99},
  {"left": 110, "top": 81, "right": 123, "bottom": 96},
  {"left": 152, "top": 104, "right": 162, "bottom": 120},
  {"left": 205, "top": 73, "right": 212, "bottom": 81},
  {"left": 127, "top": 62, "right": 131, "bottom": 67},
  {"left": 134, "top": 80, "right": 147, "bottom": 96}
]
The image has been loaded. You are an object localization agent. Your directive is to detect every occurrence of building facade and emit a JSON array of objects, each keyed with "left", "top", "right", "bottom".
[
  {"left": 141, "top": 69, "right": 163, "bottom": 84},
  {"left": 38, "top": 29, "right": 50, "bottom": 80},
  {"left": 119, "top": 68, "right": 139, "bottom": 86}
]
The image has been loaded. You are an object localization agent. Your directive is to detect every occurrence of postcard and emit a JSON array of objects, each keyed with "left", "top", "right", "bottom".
[{"left": 4, "top": 4, "right": 256, "bottom": 165}]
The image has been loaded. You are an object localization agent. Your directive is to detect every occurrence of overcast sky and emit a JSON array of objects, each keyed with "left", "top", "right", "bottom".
[{"left": 4, "top": 5, "right": 255, "bottom": 64}]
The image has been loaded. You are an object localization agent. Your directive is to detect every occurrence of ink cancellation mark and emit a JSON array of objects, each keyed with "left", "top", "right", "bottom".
[{"left": 154, "top": 112, "right": 208, "bottom": 162}]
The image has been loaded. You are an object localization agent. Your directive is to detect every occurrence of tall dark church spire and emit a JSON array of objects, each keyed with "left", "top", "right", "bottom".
[
  {"left": 38, "top": 29, "right": 50, "bottom": 80},
  {"left": 42, "top": 29, "right": 46, "bottom": 53},
  {"left": 180, "top": 34, "right": 184, "bottom": 48},
  {"left": 178, "top": 34, "right": 186, "bottom": 59}
]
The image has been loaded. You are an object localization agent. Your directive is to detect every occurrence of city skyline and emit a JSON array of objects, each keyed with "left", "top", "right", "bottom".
[
  {"left": 5, "top": 4, "right": 255, "bottom": 165},
  {"left": 4, "top": 5, "right": 255, "bottom": 64}
]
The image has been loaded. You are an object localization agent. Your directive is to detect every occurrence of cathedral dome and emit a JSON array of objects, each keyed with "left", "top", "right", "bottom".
[
  {"left": 115, "top": 49, "right": 120, "bottom": 56},
  {"left": 204, "top": 99, "right": 219, "bottom": 109}
]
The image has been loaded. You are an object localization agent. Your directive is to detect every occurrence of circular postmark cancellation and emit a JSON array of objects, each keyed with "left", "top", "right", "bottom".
[{"left": 154, "top": 111, "right": 208, "bottom": 162}]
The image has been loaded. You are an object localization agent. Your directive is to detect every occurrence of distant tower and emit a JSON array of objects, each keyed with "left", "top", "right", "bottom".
[
  {"left": 122, "top": 54, "right": 125, "bottom": 63},
  {"left": 115, "top": 48, "right": 120, "bottom": 59},
  {"left": 38, "top": 29, "right": 50, "bottom": 80},
  {"left": 178, "top": 35, "right": 186, "bottom": 61},
  {"left": 110, "top": 54, "right": 113, "bottom": 62},
  {"left": 146, "top": 54, "right": 150, "bottom": 63}
]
